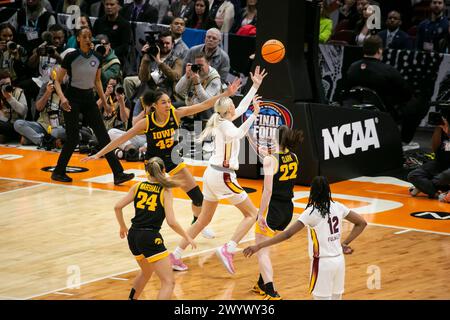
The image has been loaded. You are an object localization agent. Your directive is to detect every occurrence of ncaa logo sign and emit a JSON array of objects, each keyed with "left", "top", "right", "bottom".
[{"left": 242, "top": 101, "right": 293, "bottom": 154}]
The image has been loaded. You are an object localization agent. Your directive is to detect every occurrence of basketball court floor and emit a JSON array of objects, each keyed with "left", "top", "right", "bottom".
[{"left": 0, "top": 145, "right": 449, "bottom": 300}]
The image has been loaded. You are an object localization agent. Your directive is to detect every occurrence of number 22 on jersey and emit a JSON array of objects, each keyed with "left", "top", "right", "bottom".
[{"left": 279, "top": 162, "right": 298, "bottom": 181}]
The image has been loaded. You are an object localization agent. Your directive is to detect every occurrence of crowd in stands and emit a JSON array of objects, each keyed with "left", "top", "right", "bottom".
[{"left": 0, "top": 0, "right": 449, "bottom": 161}]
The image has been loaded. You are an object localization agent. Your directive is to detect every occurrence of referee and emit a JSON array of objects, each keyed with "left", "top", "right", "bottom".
[{"left": 52, "top": 27, "right": 134, "bottom": 185}]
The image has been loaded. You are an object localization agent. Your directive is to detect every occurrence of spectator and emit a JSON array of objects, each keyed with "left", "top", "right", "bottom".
[
  {"left": 170, "top": 17, "right": 189, "bottom": 60},
  {"left": 93, "top": 34, "right": 122, "bottom": 88},
  {"left": 25, "top": 24, "right": 66, "bottom": 120},
  {"left": 0, "top": 70, "right": 28, "bottom": 143},
  {"left": 186, "top": 0, "right": 217, "bottom": 30},
  {"left": 337, "top": 0, "right": 358, "bottom": 28},
  {"left": 93, "top": 0, "right": 132, "bottom": 63},
  {"left": 16, "top": 0, "right": 57, "bottom": 53},
  {"left": 231, "top": 0, "right": 257, "bottom": 34},
  {"left": 96, "top": 77, "right": 130, "bottom": 132},
  {"left": 346, "top": 36, "right": 425, "bottom": 146},
  {"left": 120, "top": 0, "right": 159, "bottom": 23},
  {"left": 378, "top": 11, "right": 412, "bottom": 50},
  {"left": 209, "top": 0, "right": 235, "bottom": 33},
  {"left": 0, "top": 23, "right": 28, "bottom": 85},
  {"left": 175, "top": 52, "right": 221, "bottom": 120},
  {"left": 123, "top": 31, "right": 183, "bottom": 104},
  {"left": 167, "top": 0, "right": 195, "bottom": 21},
  {"left": 13, "top": 80, "right": 66, "bottom": 149},
  {"left": 408, "top": 115, "right": 450, "bottom": 202},
  {"left": 56, "top": 0, "right": 88, "bottom": 14},
  {"left": 66, "top": 13, "right": 92, "bottom": 48},
  {"left": 183, "top": 28, "right": 230, "bottom": 84},
  {"left": 148, "top": 0, "right": 170, "bottom": 23},
  {"left": 319, "top": 0, "right": 333, "bottom": 43},
  {"left": 416, "top": 0, "right": 449, "bottom": 53},
  {"left": 354, "top": 0, "right": 378, "bottom": 46},
  {"left": 107, "top": 93, "right": 152, "bottom": 161}
]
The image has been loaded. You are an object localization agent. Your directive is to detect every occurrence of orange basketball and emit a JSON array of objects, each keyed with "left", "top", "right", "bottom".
[{"left": 261, "top": 39, "right": 285, "bottom": 64}]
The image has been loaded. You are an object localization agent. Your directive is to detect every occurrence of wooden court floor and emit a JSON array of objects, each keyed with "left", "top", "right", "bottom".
[{"left": 0, "top": 145, "right": 449, "bottom": 300}]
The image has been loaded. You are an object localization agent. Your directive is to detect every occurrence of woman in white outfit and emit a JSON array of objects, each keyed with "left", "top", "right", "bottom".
[
  {"left": 244, "top": 176, "right": 367, "bottom": 300},
  {"left": 170, "top": 66, "right": 267, "bottom": 274}
]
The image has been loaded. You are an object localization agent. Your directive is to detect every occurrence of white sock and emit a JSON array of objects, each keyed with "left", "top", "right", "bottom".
[
  {"left": 226, "top": 240, "right": 238, "bottom": 253},
  {"left": 173, "top": 246, "right": 184, "bottom": 259}
]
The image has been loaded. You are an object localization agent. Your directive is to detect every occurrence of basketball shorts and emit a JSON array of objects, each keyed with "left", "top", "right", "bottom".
[
  {"left": 309, "top": 255, "right": 345, "bottom": 297},
  {"left": 202, "top": 166, "right": 248, "bottom": 205},
  {"left": 255, "top": 199, "right": 293, "bottom": 238},
  {"left": 127, "top": 227, "right": 168, "bottom": 263}
]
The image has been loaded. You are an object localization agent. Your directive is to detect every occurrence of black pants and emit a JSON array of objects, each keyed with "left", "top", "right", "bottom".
[
  {"left": 54, "top": 87, "right": 123, "bottom": 176},
  {"left": 0, "top": 120, "right": 19, "bottom": 140},
  {"left": 407, "top": 160, "right": 450, "bottom": 197}
]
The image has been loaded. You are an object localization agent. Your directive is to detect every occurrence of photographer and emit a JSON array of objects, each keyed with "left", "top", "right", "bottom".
[
  {"left": 175, "top": 52, "right": 221, "bottom": 120},
  {"left": 0, "top": 23, "right": 28, "bottom": 85},
  {"left": 408, "top": 110, "right": 450, "bottom": 203},
  {"left": 13, "top": 80, "right": 66, "bottom": 149},
  {"left": 124, "top": 31, "right": 183, "bottom": 104},
  {"left": 0, "top": 70, "right": 28, "bottom": 143},
  {"left": 96, "top": 77, "right": 130, "bottom": 131},
  {"left": 93, "top": 34, "right": 122, "bottom": 88}
]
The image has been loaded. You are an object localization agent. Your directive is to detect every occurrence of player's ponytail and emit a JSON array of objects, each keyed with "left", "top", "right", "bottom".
[
  {"left": 278, "top": 125, "right": 304, "bottom": 152},
  {"left": 306, "top": 176, "right": 333, "bottom": 218},
  {"left": 197, "top": 96, "right": 234, "bottom": 142},
  {"left": 145, "top": 157, "right": 179, "bottom": 188}
]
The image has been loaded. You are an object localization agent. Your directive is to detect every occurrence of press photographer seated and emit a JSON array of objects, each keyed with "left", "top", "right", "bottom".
[
  {"left": 175, "top": 52, "right": 222, "bottom": 122},
  {"left": 408, "top": 106, "right": 450, "bottom": 203},
  {"left": 0, "top": 70, "right": 27, "bottom": 143}
]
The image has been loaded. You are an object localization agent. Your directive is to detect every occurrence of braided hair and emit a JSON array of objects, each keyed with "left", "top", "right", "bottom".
[{"left": 305, "top": 176, "right": 334, "bottom": 218}]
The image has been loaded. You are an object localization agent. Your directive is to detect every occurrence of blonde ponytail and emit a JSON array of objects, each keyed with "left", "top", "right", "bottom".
[
  {"left": 145, "top": 157, "right": 179, "bottom": 188},
  {"left": 197, "top": 96, "right": 234, "bottom": 143}
]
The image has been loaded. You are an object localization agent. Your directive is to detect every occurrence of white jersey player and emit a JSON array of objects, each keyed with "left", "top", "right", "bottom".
[
  {"left": 169, "top": 66, "right": 268, "bottom": 274},
  {"left": 244, "top": 176, "right": 367, "bottom": 300}
]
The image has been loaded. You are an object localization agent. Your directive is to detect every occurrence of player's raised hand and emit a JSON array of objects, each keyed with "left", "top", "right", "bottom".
[{"left": 250, "top": 65, "right": 268, "bottom": 88}]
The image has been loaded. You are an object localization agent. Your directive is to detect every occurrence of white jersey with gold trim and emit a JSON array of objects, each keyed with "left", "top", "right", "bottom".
[{"left": 298, "top": 201, "right": 350, "bottom": 259}]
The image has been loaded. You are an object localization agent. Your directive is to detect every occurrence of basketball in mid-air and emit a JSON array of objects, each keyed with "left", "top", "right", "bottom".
[{"left": 261, "top": 39, "right": 285, "bottom": 64}]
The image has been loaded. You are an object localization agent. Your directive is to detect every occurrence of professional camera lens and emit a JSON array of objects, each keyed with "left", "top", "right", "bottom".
[
  {"left": 2, "top": 84, "right": 13, "bottom": 93},
  {"left": 115, "top": 86, "right": 125, "bottom": 95},
  {"left": 7, "top": 41, "right": 17, "bottom": 51},
  {"left": 95, "top": 44, "right": 106, "bottom": 56},
  {"left": 46, "top": 46, "right": 55, "bottom": 56},
  {"left": 191, "top": 64, "right": 201, "bottom": 73}
]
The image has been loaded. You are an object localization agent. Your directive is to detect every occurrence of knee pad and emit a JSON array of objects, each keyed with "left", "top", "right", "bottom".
[{"left": 187, "top": 186, "right": 203, "bottom": 207}]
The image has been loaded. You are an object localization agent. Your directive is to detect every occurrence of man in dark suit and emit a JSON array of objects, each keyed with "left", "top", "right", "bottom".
[
  {"left": 346, "top": 36, "right": 425, "bottom": 146},
  {"left": 120, "top": 0, "right": 159, "bottom": 23},
  {"left": 378, "top": 11, "right": 412, "bottom": 50}
]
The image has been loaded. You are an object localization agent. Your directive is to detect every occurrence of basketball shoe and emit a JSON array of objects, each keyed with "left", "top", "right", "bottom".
[
  {"left": 264, "top": 291, "right": 282, "bottom": 300},
  {"left": 409, "top": 186, "right": 420, "bottom": 197},
  {"left": 251, "top": 282, "right": 266, "bottom": 296},
  {"left": 201, "top": 227, "right": 215, "bottom": 239},
  {"left": 169, "top": 253, "right": 188, "bottom": 271},
  {"left": 216, "top": 244, "right": 235, "bottom": 274}
]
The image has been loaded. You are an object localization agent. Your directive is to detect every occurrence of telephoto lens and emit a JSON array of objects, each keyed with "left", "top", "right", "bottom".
[
  {"left": 6, "top": 41, "right": 17, "bottom": 51},
  {"left": 115, "top": 86, "right": 125, "bottom": 95}
]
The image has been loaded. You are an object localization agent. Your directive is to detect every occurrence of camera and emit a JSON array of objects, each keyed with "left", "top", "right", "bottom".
[
  {"left": 139, "top": 31, "right": 161, "bottom": 58},
  {"left": 38, "top": 45, "right": 56, "bottom": 56},
  {"left": 92, "top": 40, "right": 107, "bottom": 56},
  {"left": 7, "top": 41, "right": 17, "bottom": 51},
  {"left": 1, "top": 84, "right": 13, "bottom": 93},
  {"left": 428, "top": 106, "right": 450, "bottom": 126},
  {"left": 114, "top": 85, "right": 125, "bottom": 95},
  {"left": 190, "top": 64, "right": 201, "bottom": 73}
]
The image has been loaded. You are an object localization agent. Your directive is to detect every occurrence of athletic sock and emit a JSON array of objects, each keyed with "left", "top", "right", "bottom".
[
  {"left": 258, "top": 274, "right": 265, "bottom": 289},
  {"left": 226, "top": 240, "right": 238, "bottom": 253},
  {"left": 192, "top": 216, "right": 198, "bottom": 224},
  {"left": 173, "top": 246, "right": 184, "bottom": 260},
  {"left": 265, "top": 282, "right": 275, "bottom": 295},
  {"left": 129, "top": 288, "right": 136, "bottom": 300}
]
